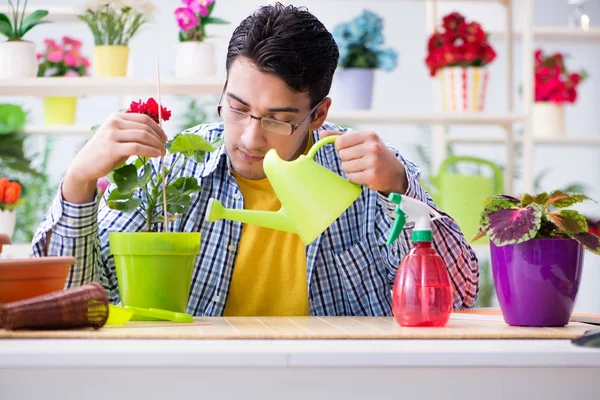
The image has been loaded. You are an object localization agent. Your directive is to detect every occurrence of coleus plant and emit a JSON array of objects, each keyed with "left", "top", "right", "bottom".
[
  {"left": 105, "top": 98, "right": 221, "bottom": 232},
  {"left": 472, "top": 191, "right": 600, "bottom": 255}
]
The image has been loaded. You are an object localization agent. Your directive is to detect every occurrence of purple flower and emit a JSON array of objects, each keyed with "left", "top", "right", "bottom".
[{"left": 175, "top": 7, "right": 200, "bottom": 31}]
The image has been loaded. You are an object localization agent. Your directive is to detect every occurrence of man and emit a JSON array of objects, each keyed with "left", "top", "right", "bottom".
[{"left": 32, "top": 3, "right": 479, "bottom": 316}]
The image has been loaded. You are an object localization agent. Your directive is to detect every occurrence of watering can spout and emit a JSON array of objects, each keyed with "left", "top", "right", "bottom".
[
  {"left": 206, "top": 198, "right": 296, "bottom": 234},
  {"left": 205, "top": 135, "right": 362, "bottom": 246}
]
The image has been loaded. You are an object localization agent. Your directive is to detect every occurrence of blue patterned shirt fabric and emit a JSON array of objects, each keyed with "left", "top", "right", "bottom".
[{"left": 32, "top": 122, "right": 479, "bottom": 316}]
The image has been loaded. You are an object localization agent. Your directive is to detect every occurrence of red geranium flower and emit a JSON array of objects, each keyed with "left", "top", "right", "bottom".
[{"left": 127, "top": 97, "right": 172, "bottom": 124}]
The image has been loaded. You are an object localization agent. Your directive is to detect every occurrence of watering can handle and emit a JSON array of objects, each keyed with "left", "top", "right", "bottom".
[
  {"left": 307, "top": 135, "right": 339, "bottom": 160},
  {"left": 438, "top": 156, "right": 504, "bottom": 194}
]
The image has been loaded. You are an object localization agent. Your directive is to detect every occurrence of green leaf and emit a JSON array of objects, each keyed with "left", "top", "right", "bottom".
[
  {"left": 533, "top": 192, "right": 550, "bottom": 205},
  {"left": 0, "top": 198, "right": 25, "bottom": 211},
  {"left": 167, "top": 133, "right": 219, "bottom": 163},
  {"left": 0, "top": 13, "right": 13, "bottom": 39},
  {"left": 19, "top": 10, "right": 50, "bottom": 38},
  {"left": 521, "top": 193, "right": 535, "bottom": 207},
  {"left": 162, "top": 186, "right": 190, "bottom": 215},
  {"left": 482, "top": 195, "right": 519, "bottom": 212},
  {"left": 547, "top": 210, "right": 588, "bottom": 234},
  {"left": 170, "top": 177, "right": 201, "bottom": 196},
  {"left": 547, "top": 190, "right": 593, "bottom": 208},
  {"left": 203, "top": 17, "right": 229, "bottom": 24},
  {"left": 112, "top": 163, "right": 151, "bottom": 195},
  {"left": 152, "top": 214, "right": 178, "bottom": 224},
  {"left": 106, "top": 189, "right": 141, "bottom": 212},
  {"left": 168, "top": 133, "right": 216, "bottom": 153},
  {"left": 0, "top": 104, "right": 27, "bottom": 134}
]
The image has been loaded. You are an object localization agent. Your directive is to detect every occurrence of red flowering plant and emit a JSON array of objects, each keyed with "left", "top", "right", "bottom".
[
  {"left": 105, "top": 98, "right": 221, "bottom": 231},
  {"left": 534, "top": 49, "right": 588, "bottom": 104},
  {"left": 425, "top": 12, "right": 497, "bottom": 77},
  {"left": 0, "top": 178, "right": 24, "bottom": 212},
  {"left": 37, "top": 36, "right": 91, "bottom": 77}
]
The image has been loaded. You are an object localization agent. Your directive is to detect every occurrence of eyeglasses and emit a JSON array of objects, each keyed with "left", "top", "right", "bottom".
[{"left": 216, "top": 83, "right": 325, "bottom": 136}]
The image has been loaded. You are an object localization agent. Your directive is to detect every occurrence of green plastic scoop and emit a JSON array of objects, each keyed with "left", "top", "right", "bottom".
[{"left": 105, "top": 304, "right": 194, "bottom": 326}]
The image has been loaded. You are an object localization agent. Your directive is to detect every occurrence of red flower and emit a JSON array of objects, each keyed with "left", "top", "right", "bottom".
[
  {"left": 127, "top": 98, "right": 172, "bottom": 124},
  {"left": 533, "top": 49, "right": 587, "bottom": 104},
  {"left": 425, "top": 12, "right": 495, "bottom": 76},
  {"left": 442, "top": 12, "right": 465, "bottom": 32}
]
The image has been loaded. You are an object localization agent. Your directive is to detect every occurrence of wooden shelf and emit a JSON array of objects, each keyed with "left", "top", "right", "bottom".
[
  {"left": 0, "top": 6, "right": 79, "bottom": 23},
  {"left": 0, "top": 77, "right": 225, "bottom": 97},
  {"left": 447, "top": 135, "right": 600, "bottom": 146},
  {"left": 489, "top": 28, "right": 600, "bottom": 42},
  {"left": 327, "top": 111, "right": 525, "bottom": 126}
]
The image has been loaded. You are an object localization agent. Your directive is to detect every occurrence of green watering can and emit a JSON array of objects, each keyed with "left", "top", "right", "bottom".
[
  {"left": 206, "top": 135, "right": 362, "bottom": 246},
  {"left": 422, "top": 156, "right": 504, "bottom": 243}
]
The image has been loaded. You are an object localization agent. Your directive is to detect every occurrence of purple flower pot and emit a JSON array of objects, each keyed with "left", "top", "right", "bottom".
[{"left": 490, "top": 238, "right": 584, "bottom": 327}]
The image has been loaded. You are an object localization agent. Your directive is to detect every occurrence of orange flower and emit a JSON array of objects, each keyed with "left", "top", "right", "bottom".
[
  {"left": 2, "top": 181, "right": 21, "bottom": 204},
  {"left": 0, "top": 178, "right": 8, "bottom": 203}
]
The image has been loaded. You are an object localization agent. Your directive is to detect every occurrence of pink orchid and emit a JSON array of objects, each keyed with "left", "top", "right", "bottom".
[
  {"left": 62, "top": 36, "right": 82, "bottom": 50},
  {"left": 175, "top": 7, "right": 200, "bottom": 31},
  {"left": 182, "top": 0, "right": 214, "bottom": 15},
  {"left": 43, "top": 38, "right": 57, "bottom": 48},
  {"left": 47, "top": 49, "right": 64, "bottom": 63},
  {"left": 81, "top": 57, "right": 91, "bottom": 68}
]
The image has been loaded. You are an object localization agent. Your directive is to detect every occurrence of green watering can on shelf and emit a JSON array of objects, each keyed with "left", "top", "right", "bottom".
[
  {"left": 421, "top": 156, "right": 504, "bottom": 243},
  {"left": 206, "top": 135, "right": 362, "bottom": 246}
]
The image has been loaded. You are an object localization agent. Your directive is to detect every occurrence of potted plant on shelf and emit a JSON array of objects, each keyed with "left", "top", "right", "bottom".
[
  {"left": 472, "top": 191, "right": 600, "bottom": 327},
  {"left": 77, "top": 1, "right": 155, "bottom": 77},
  {"left": 331, "top": 10, "right": 398, "bottom": 110},
  {"left": 174, "top": 0, "right": 229, "bottom": 78},
  {"left": 0, "top": 178, "right": 24, "bottom": 239},
  {"left": 0, "top": 0, "right": 50, "bottom": 78},
  {"left": 106, "top": 97, "right": 221, "bottom": 314},
  {"left": 425, "top": 12, "right": 496, "bottom": 112},
  {"left": 37, "top": 36, "right": 91, "bottom": 125},
  {"left": 531, "top": 49, "right": 588, "bottom": 138}
]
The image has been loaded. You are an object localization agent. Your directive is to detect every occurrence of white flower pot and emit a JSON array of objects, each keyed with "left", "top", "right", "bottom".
[
  {"left": 174, "top": 41, "right": 217, "bottom": 78},
  {"left": 0, "top": 210, "right": 16, "bottom": 239},
  {"left": 438, "top": 66, "right": 489, "bottom": 112},
  {"left": 0, "top": 40, "right": 38, "bottom": 78},
  {"left": 331, "top": 68, "right": 375, "bottom": 110},
  {"left": 532, "top": 102, "right": 564, "bottom": 138}
]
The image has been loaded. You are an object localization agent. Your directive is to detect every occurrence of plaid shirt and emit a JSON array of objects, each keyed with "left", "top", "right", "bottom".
[{"left": 32, "top": 122, "right": 479, "bottom": 316}]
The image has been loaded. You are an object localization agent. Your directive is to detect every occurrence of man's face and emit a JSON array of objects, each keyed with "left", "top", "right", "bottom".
[{"left": 222, "top": 57, "right": 331, "bottom": 180}]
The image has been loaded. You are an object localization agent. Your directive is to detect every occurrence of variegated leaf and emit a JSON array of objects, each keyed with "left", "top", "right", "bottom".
[
  {"left": 547, "top": 190, "right": 594, "bottom": 208},
  {"left": 547, "top": 210, "right": 588, "bottom": 234},
  {"left": 572, "top": 232, "right": 600, "bottom": 255},
  {"left": 483, "top": 203, "right": 543, "bottom": 246}
]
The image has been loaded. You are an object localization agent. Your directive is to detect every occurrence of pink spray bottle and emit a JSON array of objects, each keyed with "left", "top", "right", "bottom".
[{"left": 386, "top": 193, "right": 453, "bottom": 327}]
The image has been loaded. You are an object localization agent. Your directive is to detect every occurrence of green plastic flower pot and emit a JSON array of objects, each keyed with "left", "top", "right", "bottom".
[{"left": 109, "top": 232, "right": 201, "bottom": 314}]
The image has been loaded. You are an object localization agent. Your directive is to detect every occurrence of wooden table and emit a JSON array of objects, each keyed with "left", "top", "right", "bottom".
[{"left": 1, "top": 315, "right": 599, "bottom": 400}]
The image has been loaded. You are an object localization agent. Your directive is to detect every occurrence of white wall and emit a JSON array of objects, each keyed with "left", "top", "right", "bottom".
[{"left": 3, "top": 0, "right": 599, "bottom": 312}]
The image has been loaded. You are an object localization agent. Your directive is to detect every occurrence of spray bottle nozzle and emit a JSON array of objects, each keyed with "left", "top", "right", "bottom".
[
  {"left": 386, "top": 193, "right": 445, "bottom": 245},
  {"left": 386, "top": 193, "right": 406, "bottom": 245}
]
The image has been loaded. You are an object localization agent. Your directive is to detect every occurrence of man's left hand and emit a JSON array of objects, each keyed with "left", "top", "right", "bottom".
[{"left": 320, "top": 130, "right": 408, "bottom": 195}]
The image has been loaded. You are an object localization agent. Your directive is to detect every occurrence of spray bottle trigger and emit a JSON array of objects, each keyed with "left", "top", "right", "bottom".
[{"left": 386, "top": 193, "right": 406, "bottom": 245}]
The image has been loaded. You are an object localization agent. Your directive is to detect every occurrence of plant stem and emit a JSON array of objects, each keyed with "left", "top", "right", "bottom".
[
  {"left": 18, "top": 0, "right": 27, "bottom": 38},
  {"left": 164, "top": 154, "right": 183, "bottom": 184}
]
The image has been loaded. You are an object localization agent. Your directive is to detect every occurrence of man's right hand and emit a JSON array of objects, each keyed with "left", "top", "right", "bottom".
[{"left": 62, "top": 113, "right": 168, "bottom": 204}]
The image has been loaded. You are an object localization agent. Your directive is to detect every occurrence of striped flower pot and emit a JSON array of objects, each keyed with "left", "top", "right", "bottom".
[{"left": 438, "top": 66, "right": 489, "bottom": 112}]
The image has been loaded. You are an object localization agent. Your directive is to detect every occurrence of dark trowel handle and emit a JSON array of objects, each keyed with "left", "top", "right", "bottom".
[{"left": 572, "top": 328, "right": 600, "bottom": 349}]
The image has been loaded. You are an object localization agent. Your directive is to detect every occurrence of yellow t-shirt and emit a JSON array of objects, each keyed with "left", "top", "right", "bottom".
[{"left": 223, "top": 135, "right": 313, "bottom": 316}]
